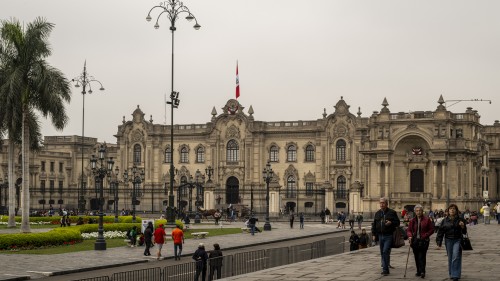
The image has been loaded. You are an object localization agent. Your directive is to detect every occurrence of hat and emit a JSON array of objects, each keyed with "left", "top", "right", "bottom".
[
  {"left": 198, "top": 243, "right": 205, "bottom": 248},
  {"left": 159, "top": 224, "right": 164, "bottom": 228}
]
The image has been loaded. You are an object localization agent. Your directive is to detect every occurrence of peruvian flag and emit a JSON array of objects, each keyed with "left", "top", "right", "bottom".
[{"left": 236, "top": 61, "right": 240, "bottom": 99}]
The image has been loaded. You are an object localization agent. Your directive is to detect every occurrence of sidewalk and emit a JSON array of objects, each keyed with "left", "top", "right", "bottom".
[
  {"left": 0, "top": 221, "right": 344, "bottom": 280},
  {"left": 222, "top": 223, "right": 500, "bottom": 281}
]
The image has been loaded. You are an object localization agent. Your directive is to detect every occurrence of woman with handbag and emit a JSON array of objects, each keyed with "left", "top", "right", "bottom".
[
  {"left": 406, "top": 204, "right": 435, "bottom": 278},
  {"left": 436, "top": 204, "right": 467, "bottom": 281}
]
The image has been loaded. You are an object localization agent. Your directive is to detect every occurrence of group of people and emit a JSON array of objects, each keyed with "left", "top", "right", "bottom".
[
  {"left": 136, "top": 223, "right": 185, "bottom": 260},
  {"left": 372, "top": 197, "right": 469, "bottom": 281}
]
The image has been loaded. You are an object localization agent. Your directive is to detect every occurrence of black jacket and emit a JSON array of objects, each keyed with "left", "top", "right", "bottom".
[
  {"left": 436, "top": 216, "right": 467, "bottom": 247},
  {"left": 209, "top": 249, "right": 223, "bottom": 267},
  {"left": 144, "top": 227, "right": 153, "bottom": 243},
  {"left": 371, "top": 208, "right": 400, "bottom": 236},
  {"left": 193, "top": 248, "right": 209, "bottom": 266}
]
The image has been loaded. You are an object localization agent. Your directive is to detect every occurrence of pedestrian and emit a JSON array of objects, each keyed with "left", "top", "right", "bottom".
[
  {"left": 143, "top": 221, "right": 154, "bottom": 256},
  {"left": 358, "top": 227, "right": 371, "bottom": 249},
  {"left": 480, "top": 202, "right": 491, "bottom": 224},
  {"left": 60, "top": 215, "right": 66, "bottom": 227},
  {"left": 436, "top": 204, "right": 467, "bottom": 281},
  {"left": 349, "top": 230, "right": 360, "bottom": 251},
  {"left": 325, "top": 208, "right": 331, "bottom": 224},
  {"left": 248, "top": 216, "right": 258, "bottom": 235},
  {"left": 496, "top": 202, "right": 500, "bottom": 224},
  {"left": 320, "top": 209, "right": 325, "bottom": 224},
  {"left": 371, "top": 197, "right": 400, "bottom": 276},
  {"left": 214, "top": 210, "right": 221, "bottom": 226},
  {"left": 129, "top": 226, "right": 138, "bottom": 247},
  {"left": 289, "top": 212, "right": 295, "bottom": 228},
  {"left": 193, "top": 243, "right": 209, "bottom": 281},
  {"left": 348, "top": 210, "right": 355, "bottom": 230},
  {"left": 299, "top": 212, "right": 304, "bottom": 229},
  {"left": 153, "top": 224, "right": 166, "bottom": 260},
  {"left": 171, "top": 224, "right": 184, "bottom": 260},
  {"left": 340, "top": 211, "right": 346, "bottom": 229},
  {"left": 356, "top": 212, "right": 364, "bottom": 229},
  {"left": 208, "top": 243, "right": 223, "bottom": 281},
  {"left": 406, "top": 204, "right": 435, "bottom": 278}
]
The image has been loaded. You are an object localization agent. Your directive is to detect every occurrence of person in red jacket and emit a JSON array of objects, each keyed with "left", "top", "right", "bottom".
[
  {"left": 406, "top": 204, "right": 435, "bottom": 279},
  {"left": 153, "top": 224, "right": 166, "bottom": 260}
]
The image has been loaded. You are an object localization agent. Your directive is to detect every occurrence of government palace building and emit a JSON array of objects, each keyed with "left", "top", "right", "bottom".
[{"left": 1, "top": 96, "right": 499, "bottom": 217}]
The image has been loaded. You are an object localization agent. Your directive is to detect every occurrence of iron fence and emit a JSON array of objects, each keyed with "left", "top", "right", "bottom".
[{"left": 72, "top": 236, "right": 345, "bottom": 281}]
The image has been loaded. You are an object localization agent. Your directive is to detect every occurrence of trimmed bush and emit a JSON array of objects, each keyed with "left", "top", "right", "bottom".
[{"left": 0, "top": 228, "right": 82, "bottom": 250}]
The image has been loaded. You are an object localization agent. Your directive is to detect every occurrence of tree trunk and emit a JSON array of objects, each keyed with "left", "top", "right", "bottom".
[
  {"left": 7, "top": 138, "right": 16, "bottom": 228},
  {"left": 20, "top": 111, "right": 31, "bottom": 233}
]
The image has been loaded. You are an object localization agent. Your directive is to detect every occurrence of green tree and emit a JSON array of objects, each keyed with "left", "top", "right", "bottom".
[{"left": 0, "top": 17, "right": 71, "bottom": 232}]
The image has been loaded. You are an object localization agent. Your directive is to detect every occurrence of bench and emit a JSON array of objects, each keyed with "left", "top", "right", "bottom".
[{"left": 191, "top": 232, "right": 209, "bottom": 239}]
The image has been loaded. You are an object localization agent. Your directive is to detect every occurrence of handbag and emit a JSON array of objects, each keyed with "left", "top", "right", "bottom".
[
  {"left": 391, "top": 227, "right": 405, "bottom": 248},
  {"left": 460, "top": 233, "right": 473, "bottom": 251}
]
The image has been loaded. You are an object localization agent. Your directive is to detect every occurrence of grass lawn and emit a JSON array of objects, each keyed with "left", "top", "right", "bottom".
[
  {"left": 2, "top": 228, "right": 242, "bottom": 255},
  {"left": 0, "top": 224, "right": 60, "bottom": 229}
]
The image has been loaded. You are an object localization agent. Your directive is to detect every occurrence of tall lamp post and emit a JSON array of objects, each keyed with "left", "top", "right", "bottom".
[
  {"left": 90, "top": 145, "right": 114, "bottom": 251},
  {"left": 73, "top": 61, "right": 105, "bottom": 213},
  {"left": 146, "top": 0, "right": 201, "bottom": 226},
  {"left": 108, "top": 167, "right": 120, "bottom": 223},
  {"left": 124, "top": 164, "right": 145, "bottom": 223},
  {"left": 262, "top": 161, "right": 274, "bottom": 231}
]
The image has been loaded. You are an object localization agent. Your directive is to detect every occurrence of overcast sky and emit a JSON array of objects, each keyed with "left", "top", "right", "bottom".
[{"left": 2, "top": 0, "right": 499, "bottom": 143}]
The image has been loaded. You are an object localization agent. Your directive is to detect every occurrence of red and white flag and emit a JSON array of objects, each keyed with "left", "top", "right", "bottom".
[{"left": 236, "top": 61, "right": 240, "bottom": 99}]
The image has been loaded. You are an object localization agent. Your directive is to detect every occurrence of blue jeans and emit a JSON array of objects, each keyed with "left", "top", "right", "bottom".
[
  {"left": 249, "top": 224, "right": 255, "bottom": 235},
  {"left": 378, "top": 234, "right": 393, "bottom": 273},
  {"left": 174, "top": 243, "right": 183, "bottom": 257},
  {"left": 445, "top": 238, "right": 462, "bottom": 279}
]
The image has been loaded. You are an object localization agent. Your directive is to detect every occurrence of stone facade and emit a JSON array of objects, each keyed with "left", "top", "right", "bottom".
[{"left": 1, "top": 96, "right": 499, "bottom": 217}]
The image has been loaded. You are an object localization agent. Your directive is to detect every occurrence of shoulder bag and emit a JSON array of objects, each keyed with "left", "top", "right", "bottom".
[{"left": 460, "top": 233, "right": 473, "bottom": 251}]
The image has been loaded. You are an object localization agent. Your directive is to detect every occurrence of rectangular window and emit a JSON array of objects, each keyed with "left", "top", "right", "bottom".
[
  {"left": 59, "top": 162, "right": 63, "bottom": 173},
  {"left": 58, "top": 181, "right": 63, "bottom": 194},
  {"left": 41, "top": 180, "right": 46, "bottom": 193},
  {"left": 306, "top": 182, "right": 314, "bottom": 196},
  {"left": 50, "top": 162, "right": 55, "bottom": 172},
  {"left": 49, "top": 180, "right": 55, "bottom": 194},
  {"left": 41, "top": 161, "right": 46, "bottom": 172}
]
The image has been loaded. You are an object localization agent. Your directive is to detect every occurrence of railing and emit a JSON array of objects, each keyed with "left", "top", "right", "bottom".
[{"left": 71, "top": 236, "right": 346, "bottom": 281}]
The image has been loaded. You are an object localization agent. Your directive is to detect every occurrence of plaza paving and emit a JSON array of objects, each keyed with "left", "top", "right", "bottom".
[{"left": 0, "top": 221, "right": 499, "bottom": 281}]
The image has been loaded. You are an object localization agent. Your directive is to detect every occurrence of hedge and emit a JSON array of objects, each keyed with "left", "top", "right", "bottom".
[
  {"left": 0, "top": 228, "right": 82, "bottom": 250},
  {"left": 0, "top": 218, "right": 184, "bottom": 250}
]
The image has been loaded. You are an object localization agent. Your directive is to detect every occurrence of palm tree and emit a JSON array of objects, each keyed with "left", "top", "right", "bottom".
[{"left": 0, "top": 17, "right": 71, "bottom": 233}]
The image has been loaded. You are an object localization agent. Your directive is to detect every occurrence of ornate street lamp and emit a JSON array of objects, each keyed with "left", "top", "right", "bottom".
[
  {"left": 123, "top": 164, "right": 145, "bottom": 223},
  {"left": 90, "top": 144, "right": 114, "bottom": 251},
  {"left": 73, "top": 61, "right": 104, "bottom": 213},
  {"left": 146, "top": 0, "right": 200, "bottom": 226},
  {"left": 262, "top": 161, "right": 274, "bottom": 231}
]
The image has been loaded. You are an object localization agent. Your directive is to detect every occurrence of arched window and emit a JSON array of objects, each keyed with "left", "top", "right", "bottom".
[
  {"left": 336, "top": 176, "right": 347, "bottom": 199},
  {"left": 180, "top": 147, "right": 189, "bottom": 163},
  {"left": 305, "top": 145, "right": 315, "bottom": 162},
  {"left": 287, "top": 145, "right": 297, "bottom": 162},
  {"left": 336, "top": 139, "right": 346, "bottom": 161},
  {"left": 270, "top": 145, "right": 279, "bottom": 162},
  {"left": 226, "top": 140, "right": 239, "bottom": 162},
  {"left": 133, "top": 144, "right": 141, "bottom": 163},
  {"left": 286, "top": 176, "right": 297, "bottom": 198},
  {"left": 196, "top": 147, "right": 205, "bottom": 163},
  {"left": 164, "top": 147, "right": 172, "bottom": 163},
  {"left": 180, "top": 176, "right": 188, "bottom": 197}
]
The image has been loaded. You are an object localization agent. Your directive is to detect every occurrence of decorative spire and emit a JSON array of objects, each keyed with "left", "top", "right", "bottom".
[
  {"left": 436, "top": 94, "right": 446, "bottom": 111},
  {"left": 122, "top": 116, "right": 125, "bottom": 124},
  {"left": 323, "top": 108, "right": 327, "bottom": 118},
  {"left": 248, "top": 105, "right": 254, "bottom": 116},
  {"left": 357, "top": 107, "right": 362, "bottom": 117},
  {"left": 149, "top": 115, "right": 153, "bottom": 123},
  {"left": 380, "top": 97, "right": 390, "bottom": 113}
]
